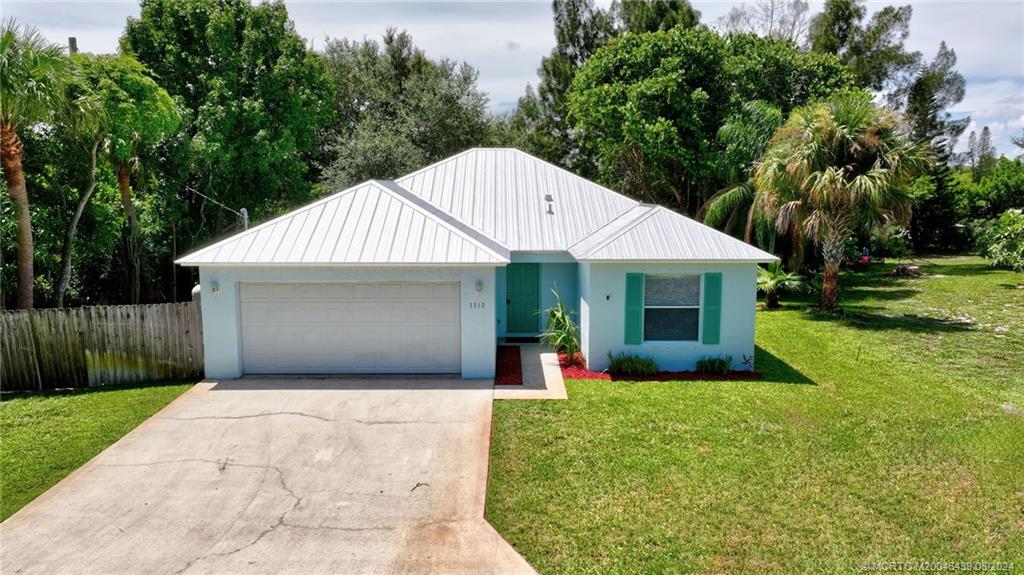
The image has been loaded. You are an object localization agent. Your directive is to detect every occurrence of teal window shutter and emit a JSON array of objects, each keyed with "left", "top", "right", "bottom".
[
  {"left": 702, "top": 273, "right": 722, "bottom": 345},
  {"left": 624, "top": 273, "right": 644, "bottom": 345}
]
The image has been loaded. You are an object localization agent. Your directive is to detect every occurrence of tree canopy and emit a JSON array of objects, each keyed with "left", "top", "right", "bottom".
[
  {"left": 1, "top": 1, "right": 1013, "bottom": 309},
  {"left": 808, "top": 0, "right": 920, "bottom": 91},
  {"left": 567, "top": 27, "right": 850, "bottom": 214},
  {"left": 321, "top": 29, "right": 491, "bottom": 187},
  {"left": 120, "top": 0, "right": 334, "bottom": 218}
]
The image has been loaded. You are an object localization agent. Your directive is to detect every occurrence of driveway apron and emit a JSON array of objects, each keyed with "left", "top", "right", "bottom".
[{"left": 0, "top": 378, "right": 535, "bottom": 574}]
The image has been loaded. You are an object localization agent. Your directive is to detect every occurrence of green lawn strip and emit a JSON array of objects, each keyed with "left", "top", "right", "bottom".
[
  {"left": 0, "top": 382, "right": 194, "bottom": 521},
  {"left": 486, "top": 256, "right": 1023, "bottom": 574}
]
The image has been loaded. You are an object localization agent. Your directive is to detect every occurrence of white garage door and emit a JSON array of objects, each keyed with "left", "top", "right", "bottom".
[{"left": 240, "top": 282, "right": 461, "bottom": 374}]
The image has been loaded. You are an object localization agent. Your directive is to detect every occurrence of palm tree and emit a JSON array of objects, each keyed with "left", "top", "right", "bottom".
[
  {"left": 700, "top": 101, "right": 809, "bottom": 268},
  {"left": 754, "top": 90, "right": 930, "bottom": 311},
  {"left": 757, "top": 261, "right": 806, "bottom": 309},
  {"left": 0, "top": 21, "right": 67, "bottom": 308}
]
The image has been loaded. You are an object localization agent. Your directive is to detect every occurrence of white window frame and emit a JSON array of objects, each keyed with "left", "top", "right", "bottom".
[{"left": 642, "top": 273, "right": 702, "bottom": 342}]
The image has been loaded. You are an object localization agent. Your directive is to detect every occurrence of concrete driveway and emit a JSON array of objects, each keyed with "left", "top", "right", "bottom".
[{"left": 1, "top": 378, "right": 536, "bottom": 574}]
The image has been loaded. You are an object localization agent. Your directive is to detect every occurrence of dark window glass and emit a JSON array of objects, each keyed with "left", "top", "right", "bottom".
[
  {"left": 645, "top": 275, "right": 700, "bottom": 307},
  {"left": 644, "top": 308, "right": 699, "bottom": 341}
]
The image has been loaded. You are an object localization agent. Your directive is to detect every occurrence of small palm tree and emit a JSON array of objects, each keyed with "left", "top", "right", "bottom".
[
  {"left": 757, "top": 261, "right": 806, "bottom": 309},
  {"left": 754, "top": 90, "right": 930, "bottom": 310},
  {"left": 0, "top": 21, "right": 68, "bottom": 308}
]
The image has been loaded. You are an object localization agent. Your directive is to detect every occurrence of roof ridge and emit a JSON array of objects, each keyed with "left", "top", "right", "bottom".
[
  {"left": 374, "top": 180, "right": 510, "bottom": 261},
  {"left": 669, "top": 207, "right": 777, "bottom": 259},
  {"left": 570, "top": 204, "right": 660, "bottom": 259},
  {"left": 508, "top": 149, "right": 640, "bottom": 209},
  {"left": 578, "top": 205, "right": 778, "bottom": 262},
  {"left": 398, "top": 148, "right": 641, "bottom": 213},
  {"left": 393, "top": 147, "right": 478, "bottom": 185}
]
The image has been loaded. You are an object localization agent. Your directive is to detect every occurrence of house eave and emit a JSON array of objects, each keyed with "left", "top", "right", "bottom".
[
  {"left": 578, "top": 257, "right": 778, "bottom": 264},
  {"left": 176, "top": 261, "right": 509, "bottom": 268}
]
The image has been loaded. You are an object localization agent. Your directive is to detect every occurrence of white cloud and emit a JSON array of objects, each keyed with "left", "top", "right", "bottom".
[{"left": 949, "top": 79, "right": 1024, "bottom": 154}]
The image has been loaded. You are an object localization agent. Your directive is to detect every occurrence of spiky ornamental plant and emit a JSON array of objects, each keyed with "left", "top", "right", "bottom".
[
  {"left": 754, "top": 90, "right": 930, "bottom": 310},
  {"left": 539, "top": 287, "right": 581, "bottom": 361}
]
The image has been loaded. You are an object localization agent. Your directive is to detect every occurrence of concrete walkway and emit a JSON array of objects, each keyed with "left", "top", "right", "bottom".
[
  {"left": 493, "top": 344, "right": 567, "bottom": 400},
  {"left": 0, "top": 378, "right": 536, "bottom": 575}
]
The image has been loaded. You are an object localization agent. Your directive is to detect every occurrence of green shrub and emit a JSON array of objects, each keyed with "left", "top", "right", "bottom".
[
  {"left": 540, "top": 288, "right": 581, "bottom": 357},
  {"left": 607, "top": 352, "right": 659, "bottom": 376},
  {"left": 757, "top": 261, "right": 807, "bottom": 309},
  {"left": 974, "top": 209, "right": 1024, "bottom": 272},
  {"left": 695, "top": 355, "right": 733, "bottom": 375}
]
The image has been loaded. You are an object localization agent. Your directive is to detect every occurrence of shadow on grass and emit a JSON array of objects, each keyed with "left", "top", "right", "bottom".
[
  {"left": 804, "top": 306, "right": 974, "bottom": 334},
  {"left": 914, "top": 261, "right": 1000, "bottom": 277},
  {"left": 0, "top": 380, "right": 196, "bottom": 402},
  {"left": 835, "top": 287, "right": 921, "bottom": 304},
  {"left": 756, "top": 346, "right": 816, "bottom": 385}
]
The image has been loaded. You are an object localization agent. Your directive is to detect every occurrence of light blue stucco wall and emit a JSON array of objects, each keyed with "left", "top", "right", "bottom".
[
  {"left": 579, "top": 262, "right": 759, "bottom": 372},
  {"left": 197, "top": 265, "right": 499, "bottom": 379},
  {"left": 495, "top": 252, "right": 578, "bottom": 336}
]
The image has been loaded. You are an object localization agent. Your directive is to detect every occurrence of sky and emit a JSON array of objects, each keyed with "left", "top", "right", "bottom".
[{"left": 5, "top": 0, "right": 1023, "bottom": 155}]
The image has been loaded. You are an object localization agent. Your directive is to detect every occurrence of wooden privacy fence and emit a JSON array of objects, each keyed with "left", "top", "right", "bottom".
[{"left": 1, "top": 302, "right": 204, "bottom": 392}]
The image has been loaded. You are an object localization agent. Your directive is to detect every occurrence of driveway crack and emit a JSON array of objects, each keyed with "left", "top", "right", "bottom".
[{"left": 162, "top": 412, "right": 457, "bottom": 425}]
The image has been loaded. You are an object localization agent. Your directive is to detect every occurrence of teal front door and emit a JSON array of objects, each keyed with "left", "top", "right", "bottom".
[{"left": 506, "top": 263, "right": 540, "bottom": 333}]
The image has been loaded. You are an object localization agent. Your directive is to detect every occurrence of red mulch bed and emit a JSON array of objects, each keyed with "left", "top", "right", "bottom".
[
  {"left": 495, "top": 345, "right": 523, "bottom": 385},
  {"left": 557, "top": 352, "right": 761, "bottom": 382}
]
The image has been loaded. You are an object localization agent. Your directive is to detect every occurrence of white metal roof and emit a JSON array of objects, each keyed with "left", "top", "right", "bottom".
[
  {"left": 178, "top": 148, "right": 778, "bottom": 267},
  {"left": 396, "top": 148, "right": 638, "bottom": 251},
  {"left": 176, "top": 180, "right": 509, "bottom": 266},
  {"left": 569, "top": 205, "right": 777, "bottom": 262}
]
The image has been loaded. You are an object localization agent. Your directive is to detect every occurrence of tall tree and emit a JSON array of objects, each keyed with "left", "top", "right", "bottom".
[
  {"left": 893, "top": 42, "right": 967, "bottom": 145},
  {"left": 809, "top": 0, "right": 920, "bottom": 91},
  {"left": 718, "top": 0, "right": 811, "bottom": 43},
  {"left": 321, "top": 30, "right": 489, "bottom": 187},
  {"left": 754, "top": 90, "right": 930, "bottom": 310},
  {"left": 614, "top": 0, "right": 700, "bottom": 34},
  {"left": 890, "top": 42, "right": 969, "bottom": 252},
  {"left": 100, "top": 55, "right": 180, "bottom": 304},
  {"left": 120, "top": 0, "right": 333, "bottom": 230},
  {"left": 976, "top": 127, "right": 997, "bottom": 178},
  {"left": 510, "top": 0, "right": 702, "bottom": 174},
  {"left": 0, "top": 21, "right": 68, "bottom": 309},
  {"left": 568, "top": 28, "right": 850, "bottom": 215},
  {"left": 519, "top": 0, "right": 616, "bottom": 174},
  {"left": 54, "top": 54, "right": 106, "bottom": 308},
  {"left": 964, "top": 126, "right": 998, "bottom": 181}
]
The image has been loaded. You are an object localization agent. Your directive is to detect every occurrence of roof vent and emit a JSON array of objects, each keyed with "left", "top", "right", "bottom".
[{"left": 544, "top": 194, "right": 553, "bottom": 202}]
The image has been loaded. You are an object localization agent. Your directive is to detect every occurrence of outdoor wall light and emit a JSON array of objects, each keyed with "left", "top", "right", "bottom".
[
  {"left": 211, "top": 281, "right": 220, "bottom": 296},
  {"left": 474, "top": 279, "right": 484, "bottom": 294}
]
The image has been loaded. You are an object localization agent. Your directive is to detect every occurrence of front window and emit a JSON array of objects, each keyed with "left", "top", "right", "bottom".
[{"left": 643, "top": 275, "right": 700, "bottom": 341}]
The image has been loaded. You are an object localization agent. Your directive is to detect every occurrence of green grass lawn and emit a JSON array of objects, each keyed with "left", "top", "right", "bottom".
[
  {"left": 0, "top": 382, "right": 193, "bottom": 521},
  {"left": 487, "top": 256, "right": 1023, "bottom": 574}
]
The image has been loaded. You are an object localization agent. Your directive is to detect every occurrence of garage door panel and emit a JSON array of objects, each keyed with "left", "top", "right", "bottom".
[{"left": 240, "top": 282, "right": 461, "bottom": 374}]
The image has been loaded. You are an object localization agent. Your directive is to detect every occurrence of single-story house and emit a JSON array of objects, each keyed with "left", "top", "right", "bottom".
[{"left": 177, "top": 148, "right": 775, "bottom": 379}]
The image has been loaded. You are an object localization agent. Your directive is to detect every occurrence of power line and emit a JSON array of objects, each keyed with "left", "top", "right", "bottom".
[{"left": 185, "top": 186, "right": 249, "bottom": 230}]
